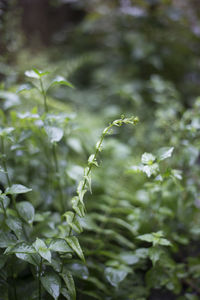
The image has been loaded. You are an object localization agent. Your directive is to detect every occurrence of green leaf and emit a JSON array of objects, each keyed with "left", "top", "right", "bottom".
[
  {"left": 72, "top": 196, "right": 85, "bottom": 217},
  {"left": 0, "top": 91, "right": 20, "bottom": 109},
  {"left": 17, "top": 83, "right": 33, "bottom": 93},
  {"left": 157, "top": 147, "right": 174, "bottom": 161},
  {"left": 33, "top": 238, "right": 51, "bottom": 263},
  {"left": 142, "top": 164, "right": 159, "bottom": 177},
  {"left": 88, "top": 154, "right": 98, "bottom": 167},
  {"left": 5, "top": 184, "right": 32, "bottom": 195},
  {"left": 66, "top": 236, "right": 85, "bottom": 262},
  {"left": 33, "top": 68, "right": 49, "bottom": 77},
  {"left": 0, "top": 195, "right": 10, "bottom": 210},
  {"left": 61, "top": 288, "right": 71, "bottom": 300},
  {"left": 148, "top": 247, "right": 164, "bottom": 266},
  {"left": 49, "top": 76, "right": 74, "bottom": 89},
  {"left": 45, "top": 126, "right": 64, "bottom": 143},
  {"left": 6, "top": 216, "right": 23, "bottom": 239},
  {"left": 0, "top": 232, "right": 17, "bottom": 248},
  {"left": 141, "top": 153, "right": 156, "bottom": 165},
  {"left": 137, "top": 231, "right": 171, "bottom": 247},
  {"left": 41, "top": 272, "right": 61, "bottom": 300},
  {"left": 49, "top": 239, "right": 73, "bottom": 253},
  {"left": 104, "top": 267, "right": 128, "bottom": 287},
  {"left": 25, "top": 69, "right": 49, "bottom": 79},
  {"left": 16, "top": 253, "right": 40, "bottom": 266},
  {"left": 4, "top": 242, "right": 36, "bottom": 254},
  {"left": 68, "top": 263, "right": 89, "bottom": 279},
  {"left": 129, "top": 163, "right": 159, "bottom": 177},
  {"left": 77, "top": 180, "right": 87, "bottom": 203},
  {"left": 84, "top": 167, "right": 92, "bottom": 193},
  {"left": 119, "top": 252, "right": 139, "bottom": 265},
  {"left": 61, "top": 267, "right": 76, "bottom": 300},
  {"left": 0, "top": 127, "right": 14, "bottom": 137},
  {"left": 25, "top": 70, "right": 40, "bottom": 79},
  {"left": 137, "top": 233, "right": 156, "bottom": 243},
  {"left": 16, "top": 201, "right": 35, "bottom": 224},
  {"left": 63, "top": 211, "right": 83, "bottom": 234}
]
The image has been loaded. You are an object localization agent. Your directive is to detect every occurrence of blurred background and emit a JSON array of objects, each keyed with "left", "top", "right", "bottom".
[
  {"left": 1, "top": 0, "right": 200, "bottom": 105},
  {"left": 1, "top": 2, "right": 200, "bottom": 299}
]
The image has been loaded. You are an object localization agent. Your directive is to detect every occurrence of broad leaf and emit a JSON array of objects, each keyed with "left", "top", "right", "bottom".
[
  {"left": 33, "top": 238, "right": 51, "bottom": 263},
  {"left": 16, "top": 253, "right": 40, "bottom": 266},
  {"left": 72, "top": 196, "right": 85, "bottom": 217},
  {"left": 45, "top": 126, "right": 64, "bottom": 143},
  {"left": 0, "top": 232, "right": 17, "bottom": 248},
  {"left": 41, "top": 272, "right": 61, "bottom": 300},
  {"left": 49, "top": 239, "right": 73, "bottom": 253},
  {"left": 0, "top": 127, "right": 14, "bottom": 137},
  {"left": 25, "top": 70, "right": 40, "bottom": 79},
  {"left": 61, "top": 267, "right": 76, "bottom": 300},
  {"left": 104, "top": 267, "right": 128, "bottom": 287},
  {"left": 4, "top": 242, "right": 36, "bottom": 254},
  {"left": 63, "top": 211, "right": 83, "bottom": 233},
  {"left": 16, "top": 201, "right": 35, "bottom": 224},
  {"left": 6, "top": 216, "right": 23, "bottom": 239},
  {"left": 66, "top": 236, "right": 85, "bottom": 262},
  {"left": 5, "top": 184, "right": 32, "bottom": 195}
]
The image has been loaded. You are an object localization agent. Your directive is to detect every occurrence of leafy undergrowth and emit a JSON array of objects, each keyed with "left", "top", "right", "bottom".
[{"left": 0, "top": 68, "right": 200, "bottom": 300}]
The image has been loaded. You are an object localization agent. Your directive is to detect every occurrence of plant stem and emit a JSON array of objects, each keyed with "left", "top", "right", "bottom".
[
  {"left": 38, "top": 257, "right": 43, "bottom": 300},
  {"left": 39, "top": 78, "right": 48, "bottom": 113},
  {"left": 52, "top": 143, "right": 65, "bottom": 211},
  {"left": 68, "top": 122, "right": 114, "bottom": 236},
  {"left": 67, "top": 116, "right": 138, "bottom": 237},
  {"left": 39, "top": 78, "right": 65, "bottom": 211}
]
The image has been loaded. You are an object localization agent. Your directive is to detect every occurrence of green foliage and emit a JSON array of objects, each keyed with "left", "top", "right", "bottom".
[{"left": 1, "top": 1, "right": 200, "bottom": 298}]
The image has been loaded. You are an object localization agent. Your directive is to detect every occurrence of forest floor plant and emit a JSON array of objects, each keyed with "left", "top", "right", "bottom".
[{"left": 0, "top": 69, "right": 138, "bottom": 300}]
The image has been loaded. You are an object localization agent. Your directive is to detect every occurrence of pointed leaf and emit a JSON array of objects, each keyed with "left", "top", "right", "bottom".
[
  {"left": 25, "top": 70, "right": 40, "bottom": 79},
  {"left": 66, "top": 236, "right": 85, "bottom": 262},
  {"left": 5, "top": 184, "right": 32, "bottom": 195},
  {"left": 72, "top": 196, "right": 85, "bottom": 217},
  {"left": 41, "top": 272, "right": 61, "bottom": 300},
  {"left": 61, "top": 267, "right": 76, "bottom": 300},
  {"left": 49, "top": 239, "right": 73, "bottom": 253},
  {"left": 4, "top": 242, "right": 36, "bottom": 254},
  {"left": 104, "top": 267, "right": 128, "bottom": 287},
  {"left": 33, "top": 238, "right": 51, "bottom": 263},
  {"left": 49, "top": 76, "right": 74, "bottom": 89},
  {"left": 63, "top": 212, "right": 82, "bottom": 234},
  {"left": 157, "top": 147, "right": 174, "bottom": 161}
]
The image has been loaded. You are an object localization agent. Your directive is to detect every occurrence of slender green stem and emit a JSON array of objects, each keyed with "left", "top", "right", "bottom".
[
  {"left": 39, "top": 78, "right": 48, "bottom": 113},
  {"left": 52, "top": 143, "right": 65, "bottom": 212},
  {"left": 39, "top": 77, "right": 65, "bottom": 212},
  {"left": 68, "top": 123, "right": 113, "bottom": 236},
  {"left": 67, "top": 116, "right": 138, "bottom": 237},
  {"left": 38, "top": 257, "right": 43, "bottom": 300}
]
